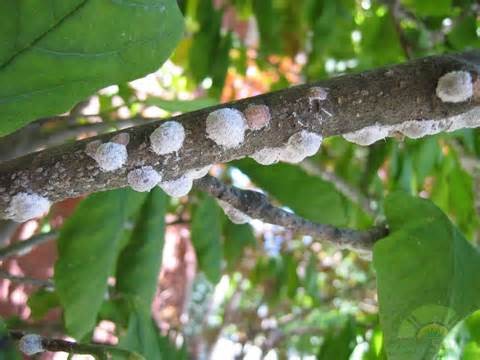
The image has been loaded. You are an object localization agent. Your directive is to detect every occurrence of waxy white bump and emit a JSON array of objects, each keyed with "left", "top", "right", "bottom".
[
  {"left": 250, "top": 147, "right": 282, "bottom": 165},
  {"left": 150, "top": 121, "right": 185, "bottom": 155},
  {"left": 398, "top": 120, "right": 445, "bottom": 139},
  {"left": 90, "top": 142, "right": 128, "bottom": 172},
  {"left": 206, "top": 108, "right": 246, "bottom": 148},
  {"left": 280, "top": 130, "right": 323, "bottom": 163},
  {"left": 159, "top": 176, "right": 193, "bottom": 198},
  {"left": 436, "top": 71, "right": 473, "bottom": 103},
  {"left": 308, "top": 86, "right": 328, "bottom": 101},
  {"left": 185, "top": 165, "right": 212, "bottom": 180},
  {"left": 217, "top": 200, "right": 251, "bottom": 224},
  {"left": 19, "top": 334, "right": 44, "bottom": 356},
  {"left": 343, "top": 124, "right": 390, "bottom": 146},
  {"left": 127, "top": 166, "right": 161, "bottom": 192},
  {"left": 244, "top": 104, "right": 271, "bottom": 130},
  {"left": 6, "top": 192, "right": 51, "bottom": 223}
]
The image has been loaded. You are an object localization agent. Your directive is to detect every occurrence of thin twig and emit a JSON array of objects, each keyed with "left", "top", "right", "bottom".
[
  {"left": 0, "top": 219, "right": 186, "bottom": 262},
  {"left": 0, "top": 270, "right": 54, "bottom": 289},
  {"left": 194, "top": 175, "right": 388, "bottom": 252},
  {"left": 0, "top": 231, "right": 58, "bottom": 261},
  {"left": 9, "top": 330, "right": 141, "bottom": 359}
]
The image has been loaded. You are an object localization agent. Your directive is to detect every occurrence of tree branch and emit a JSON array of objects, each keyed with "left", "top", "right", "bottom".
[
  {"left": 9, "top": 331, "right": 140, "bottom": 359},
  {"left": 0, "top": 231, "right": 58, "bottom": 261},
  {"left": 194, "top": 175, "right": 388, "bottom": 252},
  {"left": 0, "top": 219, "right": 187, "bottom": 261},
  {"left": 0, "top": 270, "right": 54, "bottom": 289},
  {"left": 1, "top": 51, "right": 479, "bottom": 218}
]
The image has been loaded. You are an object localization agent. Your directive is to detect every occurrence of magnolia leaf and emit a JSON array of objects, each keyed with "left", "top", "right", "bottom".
[{"left": 0, "top": 0, "right": 183, "bottom": 135}]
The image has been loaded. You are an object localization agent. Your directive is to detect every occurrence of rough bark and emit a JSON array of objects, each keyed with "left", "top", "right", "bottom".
[
  {"left": 195, "top": 175, "right": 388, "bottom": 251},
  {"left": 0, "top": 51, "right": 479, "bottom": 218},
  {"left": 10, "top": 330, "right": 135, "bottom": 358}
]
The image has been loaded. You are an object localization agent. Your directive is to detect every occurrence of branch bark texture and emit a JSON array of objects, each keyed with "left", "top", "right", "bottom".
[
  {"left": 1, "top": 51, "right": 480, "bottom": 218},
  {"left": 195, "top": 175, "right": 388, "bottom": 251},
  {"left": 10, "top": 331, "right": 138, "bottom": 359}
]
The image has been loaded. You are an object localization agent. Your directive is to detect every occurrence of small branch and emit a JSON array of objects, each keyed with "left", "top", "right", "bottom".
[
  {"left": 0, "top": 270, "right": 54, "bottom": 289},
  {"left": 9, "top": 331, "right": 140, "bottom": 359},
  {"left": 0, "top": 231, "right": 58, "bottom": 261},
  {"left": 194, "top": 175, "right": 388, "bottom": 252},
  {"left": 299, "top": 160, "right": 377, "bottom": 217},
  {"left": 0, "top": 219, "right": 186, "bottom": 262}
]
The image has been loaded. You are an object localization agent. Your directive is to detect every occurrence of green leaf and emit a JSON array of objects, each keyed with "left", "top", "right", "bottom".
[
  {"left": 235, "top": 160, "right": 348, "bottom": 226},
  {"left": 0, "top": 0, "right": 184, "bottom": 136},
  {"left": 116, "top": 189, "right": 167, "bottom": 305},
  {"left": 119, "top": 306, "right": 162, "bottom": 360},
  {"left": 463, "top": 341, "right": 480, "bottom": 359},
  {"left": 306, "top": 0, "right": 355, "bottom": 78},
  {"left": 317, "top": 317, "right": 357, "bottom": 359},
  {"left": 99, "top": 298, "right": 131, "bottom": 329},
  {"left": 119, "top": 302, "right": 184, "bottom": 360},
  {"left": 361, "top": 141, "right": 391, "bottom": 191},
  {"left": 223, "top": 222, "right": 256, "bottom": 271},
  {"left": 447, "top": 15, "right": 480, "bottom": 50},
  {"left": 252, "top": 0, "right": 282, "bottom": 55},
  {"left": 373, "top": 192, "right": 480, "bottom": 360},
  {"left": 0, "top": 318, "right": 21, "bottom": 360},
  {"left": 304, "top": 253, "right": 320, "bottom": 300},
  {"left": 389, "top": 143, "right": 415, "bottom": 193},
  {"left": 191, "top": 196, "right": 223, "bottom": 283},
  {"left": 430, "top": 153, "right": 477, "bottom": 236},
  {"left": 409, "top": 137, "right": 440, "bottom": 188},
  {"left": 188, "top": 0, "right": 222, "bottom": 81},
  {"left": 360, "top": 8, "right": 405, "bottom": 66},
  {"left": 466, "top": 310, "right": 480, "bottom": 345},
  {"left": 362, "top": 327, "right": 387, "bottom": 360},
  {"left": 283, "top": 253, "right": 299, "bottom": 300},
  {"left": 54, "top": 189, "right": 144, "bottom": 339},
  {"left": 401, "top": 0, "right": 452, "bottom": 17},
  {"left": 27, "top": 289, "right": 60, "bottom": 320},
  {"left": 209, "top": 31, "right": 233, "bottom": 98},
  {"left": 144, "top": 97, "right": 217, "bottom": 113}
]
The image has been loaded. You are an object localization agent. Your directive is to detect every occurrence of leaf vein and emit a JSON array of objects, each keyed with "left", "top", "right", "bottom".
[{"left": 0, "top": 0, "right": 89, "bottom": 71}]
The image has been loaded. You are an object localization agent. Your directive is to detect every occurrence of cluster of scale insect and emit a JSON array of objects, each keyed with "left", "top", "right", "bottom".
[
  {"left": 8, "top": 70, "right": 476, "bottom": 222},
  {"left": 343, "top": 71, "right": 477, "bottom": 146}
]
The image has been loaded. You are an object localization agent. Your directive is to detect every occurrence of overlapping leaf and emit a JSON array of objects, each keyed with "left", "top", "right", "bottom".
[
  {"left": 116, "top": 189, "right": 167, "bottom": 305},
  {"left": 191, "top": 196, "right": 223, "bottom": 284},
  {"left": 0, "top": 0, "right": 183, "bottom": 135},
  {"left": 374, "top": 192, "right": 480, "bottom": 359},
  {"left": 0, "top": 319, "right": 21, "bottom": 360},
  {"left": 223, "top": 222, "right": 256, "bottom": 271},
  {"left": 119, "top": 301, "right": 187, "bottom": 360},
  {"left": 235, "top": 160, "right": 352, "bottom": 227},
  {"left": 54, "top": 189, "right": 145, "bottom": 339}
]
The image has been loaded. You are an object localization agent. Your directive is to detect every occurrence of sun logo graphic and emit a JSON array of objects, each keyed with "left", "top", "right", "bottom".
[{"left": 396, "top": 304, "right": 459, "bottom": 358}]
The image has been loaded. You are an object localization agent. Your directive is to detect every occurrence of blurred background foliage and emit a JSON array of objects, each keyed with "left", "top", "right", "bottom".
[{"left": 1, "top": 0, "right": 480, "bottom": 359}]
